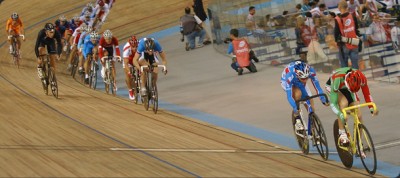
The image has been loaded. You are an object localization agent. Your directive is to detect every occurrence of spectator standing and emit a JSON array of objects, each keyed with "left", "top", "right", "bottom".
[
  {"left": 335, "top": 1, "right": 361, "bottom": 69},
  {"left": 191, "top": 0, "right": 211, "bottom": 44}
]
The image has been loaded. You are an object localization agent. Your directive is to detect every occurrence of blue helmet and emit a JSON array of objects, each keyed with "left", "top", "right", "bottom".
[{"left": 293, "top": 61, "right": 310, "bottom": 79}]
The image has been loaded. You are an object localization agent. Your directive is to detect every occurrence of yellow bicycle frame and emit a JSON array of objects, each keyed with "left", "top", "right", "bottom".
[{"left": 337, "top": 102, "right": 377, "bottom": 153}]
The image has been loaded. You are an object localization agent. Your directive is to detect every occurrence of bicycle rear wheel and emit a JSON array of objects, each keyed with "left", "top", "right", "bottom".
[
  {"left": 49, "top": 67, "right": 58, "bottom": 98},
  {"left": 356, "top": 124, "right": 377, "bottom": 175},
  {"left": 291, "top": 112, "right": 309, "bottom": 154},
  {"left": 333, "top": 119, "right": 353, "bottom": 168},
  {"left": 310, "top": 113, "right": 329, "bottom": 160},
  {"left": 152, "top": 84, "right": 158, "bottom": 114}
]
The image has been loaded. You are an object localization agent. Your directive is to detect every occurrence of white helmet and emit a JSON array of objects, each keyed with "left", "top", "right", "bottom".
[
  {"left": 90, "top": 31, "right": 99, "bottom": 40},
  {"left": 103, "top": 29, "right": 112, "bottom": 38},
  {"left": 11, "top": 12, "right": 19, "bottom": 20}
]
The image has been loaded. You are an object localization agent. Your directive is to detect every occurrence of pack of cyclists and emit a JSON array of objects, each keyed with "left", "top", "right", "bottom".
[{"left": 19, "top": 0, "right": 381, "bottom": 152}]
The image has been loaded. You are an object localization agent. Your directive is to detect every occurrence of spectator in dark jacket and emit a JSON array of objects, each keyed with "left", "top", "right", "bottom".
[{"left": 191, "top": 0, "right": 211, "bottom": 44}]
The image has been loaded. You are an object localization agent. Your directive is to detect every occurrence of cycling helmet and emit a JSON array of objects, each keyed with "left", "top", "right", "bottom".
[
  {"left": 90, "top": 31, "right": 99, "bottom": 40},
  {"left": 345, "top": 70, "right": 366, "bottom": 93},
  {"left": 103, "top": 29, "right": 112, "bottom": 38},
  {"left": 144, "top": 38, "right": 155, "bottom": 51},
  {"left": 293, "top": 61, "right": 310, "bottom": 79},
  {"left": 86, "top": 26, "right": 93, "bottom": 33},
  {"left": 73, "top": 16, "right": 80, "bottom": 23},
  {"left": 59, "top": 15, "right": 67, "bottom": 22},
  {"left": 80, "top": 23, "right": 87, "bottom": 32},
  {"left": 11, "top": 12, "right": 19, "bottom": 20},
  {"left": 44, "top": 23, "right": 55, "bottom": 31},
  {"left": 128, "top": 35, "right": 139, "bottom": 48}
]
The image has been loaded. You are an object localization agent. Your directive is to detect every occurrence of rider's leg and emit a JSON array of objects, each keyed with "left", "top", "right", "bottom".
[
  {"left": 49, "top": 54, "right": 57, "bottom": 71},
  {"left": 8, "top": 30, "right": 15, "bottom": 53},
  {"left": 123, "top": 57, "right": 132, "bottom": 89},
  {"left": 84, "top": 56, "right": 90, "bottom": 77},
  {"left": 67, "top": 45, "right": 77, "bottom": 68},
  {"left": 138, "top": 59, "right": 148, "bottom": 94},
  {"left": 37, "top": 47, "right": 46, "bottom": 78},
  {"left": 152, "top": 66, "right": 159, "bottom": 87},
  {"left": 78, "top": 50, "right": 84, "bottom": 72},
  {"left": 17, "top": 36, "right": 22, "bottom": 50}
]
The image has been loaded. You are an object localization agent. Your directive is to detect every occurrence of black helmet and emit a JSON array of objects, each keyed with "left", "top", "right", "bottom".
[
  {"left": 144, "top": 38, "right": 155, "bottom": 51},
  {"left": 44, "top": 23, "right": 55, "bottom": 31}
]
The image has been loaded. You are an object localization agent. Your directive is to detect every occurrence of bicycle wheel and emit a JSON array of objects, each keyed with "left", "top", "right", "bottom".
[
  {"left": 143, "top": 71, "right": 150, "bottom": 111},
  {"left": 71, "top": 55, "right": 79, "bottom": 78},
  {"left": 291, "top": 112, "right": 309, "bottom": 154},
  {"left": 48, "top": 67, "right": 58, "bottom": 98},
  {"left": 41, "top": 64, "right": 49, "bottom": 95},
  {"left": 333, "top": 119, "right": 353, "bottom": 168},
  {"left": 356, "top": 124, "right": 377, "bottom": 175},
  {"left": 310, "top": 113, "right": 329, "bottom": 160},
  {"left": 105, "top": 69, "right": 110, "bottom": 94},
  {"left": 152, "top": 83, "right": 158, "bottom": 114},
  {"left": 90, "top": 61, "right": 97, "bottom": 90},
  {"left": 110, "top": 68, "right": 116, "bottom": 96},
  {"left": 12, "top": 41, "right": 19, "bottom": 68},
  {"left": 133, "top": 69, "right": 140, "bottom": 104}
]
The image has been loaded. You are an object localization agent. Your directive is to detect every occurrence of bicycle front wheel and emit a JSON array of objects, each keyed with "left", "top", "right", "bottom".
[
  {"left": 356, "top": 124, "right": 377, "bottom": 175},
  {"left": 110, "top": 68, "right": 116, "bottom": 96},
  {"left": 310, "top": 113, "right": 329, "bottom": 160},
  {"left": 49, "top": 67, "right": 58, "bottom": 98},
  {"left": 152, "top": 84, "right": 158, "bottom": 114},
  {"left": 90, "top": 60, "right": 97, "bottom": 90},
  {"left": 333, "top": 119, "right": 353, "bottom": 168},
  {"left": 291, "top": 112, "right": 309, "bottom": 154}
]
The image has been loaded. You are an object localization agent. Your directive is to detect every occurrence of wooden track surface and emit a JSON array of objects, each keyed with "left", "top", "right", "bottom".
[{"left": 0, "top": 0, "right": 385, "bottom": 177}]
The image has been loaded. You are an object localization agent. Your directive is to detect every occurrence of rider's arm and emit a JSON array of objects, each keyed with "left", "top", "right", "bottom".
[
  {"left": 283, "top": 72, "right": 298, "bottom": 112},
  {"left": 360, "top": 79, "right": 374, "bottom": 110},
  {"left": 6, "top": 19, "right": 11, "bottom": 35},
  {"left": 113, "top": 37, "right": 120, "bottom": 56},
  {"left": 55, "top": 31, "right": 62, "bottom": 56},
  {"left": 309, "top": 67, "right": 327, "bottom": 103},
  {"left": 329, "top": 77, "right": 344, "bottom": 120},
  {"left": 77, "top": 32, "right": 86, "bottom": 50},
  {"left": 35, "top": 30, "right": 44, "bottom": 58},
  {"left": 19, "top": 19, "right": 24, "bottom": 35},
  {"left": 154, "top": 40, "right": 166, "bottom": 66}
]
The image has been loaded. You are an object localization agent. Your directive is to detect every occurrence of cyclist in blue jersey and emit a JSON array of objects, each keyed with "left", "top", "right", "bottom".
[
  {"left": 280, "top": 60, "right": 329, "bottom": 131},
  {"left": 82, "top": 31, "right": 99, "bottom": 84},
  {"left": 132, "top": 38, "right": 167, "bottom": 96},
  {"left": 77, "top": 26, "right": 93, "bottom": 74}
]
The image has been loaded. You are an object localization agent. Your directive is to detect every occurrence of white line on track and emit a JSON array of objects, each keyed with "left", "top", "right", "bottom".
[
  {"left": 375, "top": 140, "right": 400, "bottom": 149},
  {"left": 110, "top": 148, "right": 341, "bottom": 154}
]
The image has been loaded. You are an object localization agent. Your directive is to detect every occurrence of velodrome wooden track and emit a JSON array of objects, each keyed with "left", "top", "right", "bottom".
[{"left": 0, "top": 0, "right": 385, "bottom": 177}]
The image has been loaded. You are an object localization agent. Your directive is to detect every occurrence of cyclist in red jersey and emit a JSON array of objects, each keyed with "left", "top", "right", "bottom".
[
  {"left": 99, "top": 29, "right": 121, "bottom": 90},
  {"left": 122, "top": 35, "right": 139, "bottom": 100}
]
